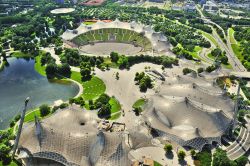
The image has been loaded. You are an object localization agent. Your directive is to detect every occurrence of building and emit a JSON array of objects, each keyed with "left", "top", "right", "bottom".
[
  {"left": 184, "top": 0, "right": 196, "bottom": 12},
  {"left": 202, "top": 1, "right": 219, "bottom": 14},
  {"left": 55, "top": 0, "right": 64, "bottom": 4}
]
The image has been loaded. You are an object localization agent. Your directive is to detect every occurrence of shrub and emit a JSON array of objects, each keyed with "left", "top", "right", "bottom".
[
  {"left": 164, "top": 144, "right": 173, "bottom": 153},
  {"left": 190, "top": 149, "right": 196, "bottom": 157},
  {"left": 197, "top": 67, "right": 204, "bottom": 73},
  {"left": 39, "top": 104, "right": 51, "bottom": 117},
  {"left": 178, "top": 150, "right": 186, "bottom": 160}
]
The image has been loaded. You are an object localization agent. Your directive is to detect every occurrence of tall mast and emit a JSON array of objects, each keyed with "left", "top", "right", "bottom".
[{"left": 12, "top": 97, "right": 30, "bottom": 159}]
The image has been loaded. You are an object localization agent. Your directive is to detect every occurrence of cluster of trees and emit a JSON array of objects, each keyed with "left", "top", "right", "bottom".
[
  {"left": 110, "top": 52, "right": 179, "bottom": 69},
  {"left": 206, "top": 65, "right": 218, "bottom": 73},
  {"left": 183, "top": 68, "right": 196, "bottom": 75},
  {"left": 173, "top": 47, "right": 194, "bottom": 60},
  {"left": 69, "top": 94, "right": 112, "bottom": 118},
  {"left": 204, "top": 11, "right": 250, "bottom": 31},
  {"left": 80, "top": 62, "right": 92, "bottom": 81},
  {"left": 212, "top": 148, "right": 248, "bottom": 166},
  {"left": 45, "top": 63, "right": 71, "bottom": 79},
  {"left": 61, "top": 48, "right": 104, "bottom": 67},
  {"left": 0, "top": 129, "right": 14, "bottom": 165},
  {"left": 134, "top": 72, "right": 153, "bottom": 92},
  {"left": 210, "top": 48, "right": 229, "bottom": 65},
  {"left": 233, "top": 26, "right": 250, "bottom": 71},
  {"left": 96, "top": 94, "right": 112, "bottom": 118},
  {"left": 40, "top": 50, "right": 71, "bottom": 79}
]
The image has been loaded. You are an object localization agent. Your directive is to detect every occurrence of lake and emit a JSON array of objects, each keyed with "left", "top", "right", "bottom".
[{"left": 0, "top": 57, "right": 79, "bottom": 129}]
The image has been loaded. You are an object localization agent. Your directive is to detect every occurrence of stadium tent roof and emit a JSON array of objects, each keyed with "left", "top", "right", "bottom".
[
  {"left": 18, "top": 108, "right": 132, "bottom": 166},
  {"left": 142, "top": 75, "right": 234, "bottom": 150},
  {"left": 61, "top": 19, "right": 170, "bottom": 53}
]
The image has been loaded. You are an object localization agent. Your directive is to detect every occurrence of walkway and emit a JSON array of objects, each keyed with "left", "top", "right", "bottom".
[{"left": 226, "top": 116, "right": 250, "bottom": 160}]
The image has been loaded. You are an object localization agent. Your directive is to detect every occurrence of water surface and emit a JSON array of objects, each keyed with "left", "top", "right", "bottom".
[{"left": 0, "top": 58, "right": 79, "bottom": 129}]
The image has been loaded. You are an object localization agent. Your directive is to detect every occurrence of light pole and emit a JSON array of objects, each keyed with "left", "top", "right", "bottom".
[{"left": 12, "top": 97, "right": 30, "bottom": 159}]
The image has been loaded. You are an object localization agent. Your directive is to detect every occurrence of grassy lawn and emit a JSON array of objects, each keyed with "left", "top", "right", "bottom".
[
  {"left": 228, "top": 28, "right": 237, "bottom": 44},
  {"left": 83, "top": 21, "right": 96, "bottom": 25},
  {"left": 109, "top": 97, "right": 121, "bottom": 120},
  {"left": 154, "top": 161, "right": 162, "bottom": 166},
  {"left": 132, "top": 98, "right": 146, "bottom": 109},
  {"left": 34, "top": 55, "right": 46, "bottom": 76},
  {"left": 109, "top": 97, "right": 121, "bottom": 114},
  {"left": 103, "top": 57, "right": 118, "bottom": 68},
  {"left": 24, "top": 108, "right": 51, "bottom": 123},
  {"left": 70, "top": 71, "right": 82, "bottom": 83},
  {"left": 200, "top": 31, "right": 219, "bottom": 47},
  {"left": 70, "top": 72, "right": 106, "bottom": 100},
  {"left": 82, "top": 77, "right": 106, "bottom": 100}
]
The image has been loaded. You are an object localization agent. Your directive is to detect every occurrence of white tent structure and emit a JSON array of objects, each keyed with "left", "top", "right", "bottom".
[{"left": 142, "top": 75, "right": 234, "bottom": 151}]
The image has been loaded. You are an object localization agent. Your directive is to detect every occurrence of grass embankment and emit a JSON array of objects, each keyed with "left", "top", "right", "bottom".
[
  {"left": 34, "top": 55, "right": 46, "bottom": 76},
  {"left": 0, "top": 60, "right": 6, "bottom": 71},
  {"left": 228, "top": 28, "right": 243, "bottom": 61},
  {"left": 132, "top": 98, "right": 146, "bottom": 109},
  {"left": 200, "top": 31, "right": 219, "bottom": 47},
  {"left": 109, "top": 97, "right": 121, "bottom": 120},
  {"left": 228, "top": 28, "right": 237, "bottom": 44},
  {"left": 11, "top": 51, "right": 32, "bottom": 58}
]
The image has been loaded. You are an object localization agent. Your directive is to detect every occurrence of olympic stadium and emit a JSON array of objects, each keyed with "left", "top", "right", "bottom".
[
  {"left": 142, "top": 74, "right": 235, "bottom": 151},
  {"left": 61, "top": 19, "right": 171, "bottom": 55}
]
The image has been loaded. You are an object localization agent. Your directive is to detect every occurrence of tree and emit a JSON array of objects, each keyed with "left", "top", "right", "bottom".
[
  {"left": 58, "top": 63, "right": 71, "bottom": 77},
  {"left": 80, "top": 62, "right": 91, "bottom": 80},
  {"left": 183, "top": 68, "right": 193, "bottom": 75},
  {"left": 1, "top": 51, "right": 7, "bottom": 61},
  {"left": 97, "top": 104, "right": 111, "bottom": 118},
  {"left": 178, "top": 150, "right": 186, "bottom": 160},
  {"left": 116, "top": 72, "right": 119, "bottom": 80},
  {"left": 110, "top": 52, "right": 119, "bottom": 62},
  {"left": 95, "top": 94, "right": 110, "bottom": 106},
  {"left": 39, "top": 104, "right": 51, "bottom": 117},
  {"left": 235, "top": 156, "right": 248, "bottom": 166},
  {"left": 190, "top": 149, "right": 196, "bottom": 157},
  {"left": 45, "top": 63, "right": 57, "bottom": 79},
  {"left": 212, "top": 148, "right": 236, "bottom": 166},
  {"left": 164, "top": 144, "right": 173, "bottom": 153},
  {"left": 197, "top": 67, "right": 204, "bottom": 73}
]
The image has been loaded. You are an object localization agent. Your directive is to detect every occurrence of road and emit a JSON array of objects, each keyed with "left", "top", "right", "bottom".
[{"left": 196, "top": 5, "right": 246, "bottom": 72}]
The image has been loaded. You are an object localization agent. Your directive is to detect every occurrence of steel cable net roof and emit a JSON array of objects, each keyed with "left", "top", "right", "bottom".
[
  {"left": 18, "top": 109, "right": 131, "bottom": 166},
  {"left": 61, "top": 19, "right": 170, "bottom": 53},
  {"left": 142, "top": 75, "right": 234, "bottom": 150}
]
